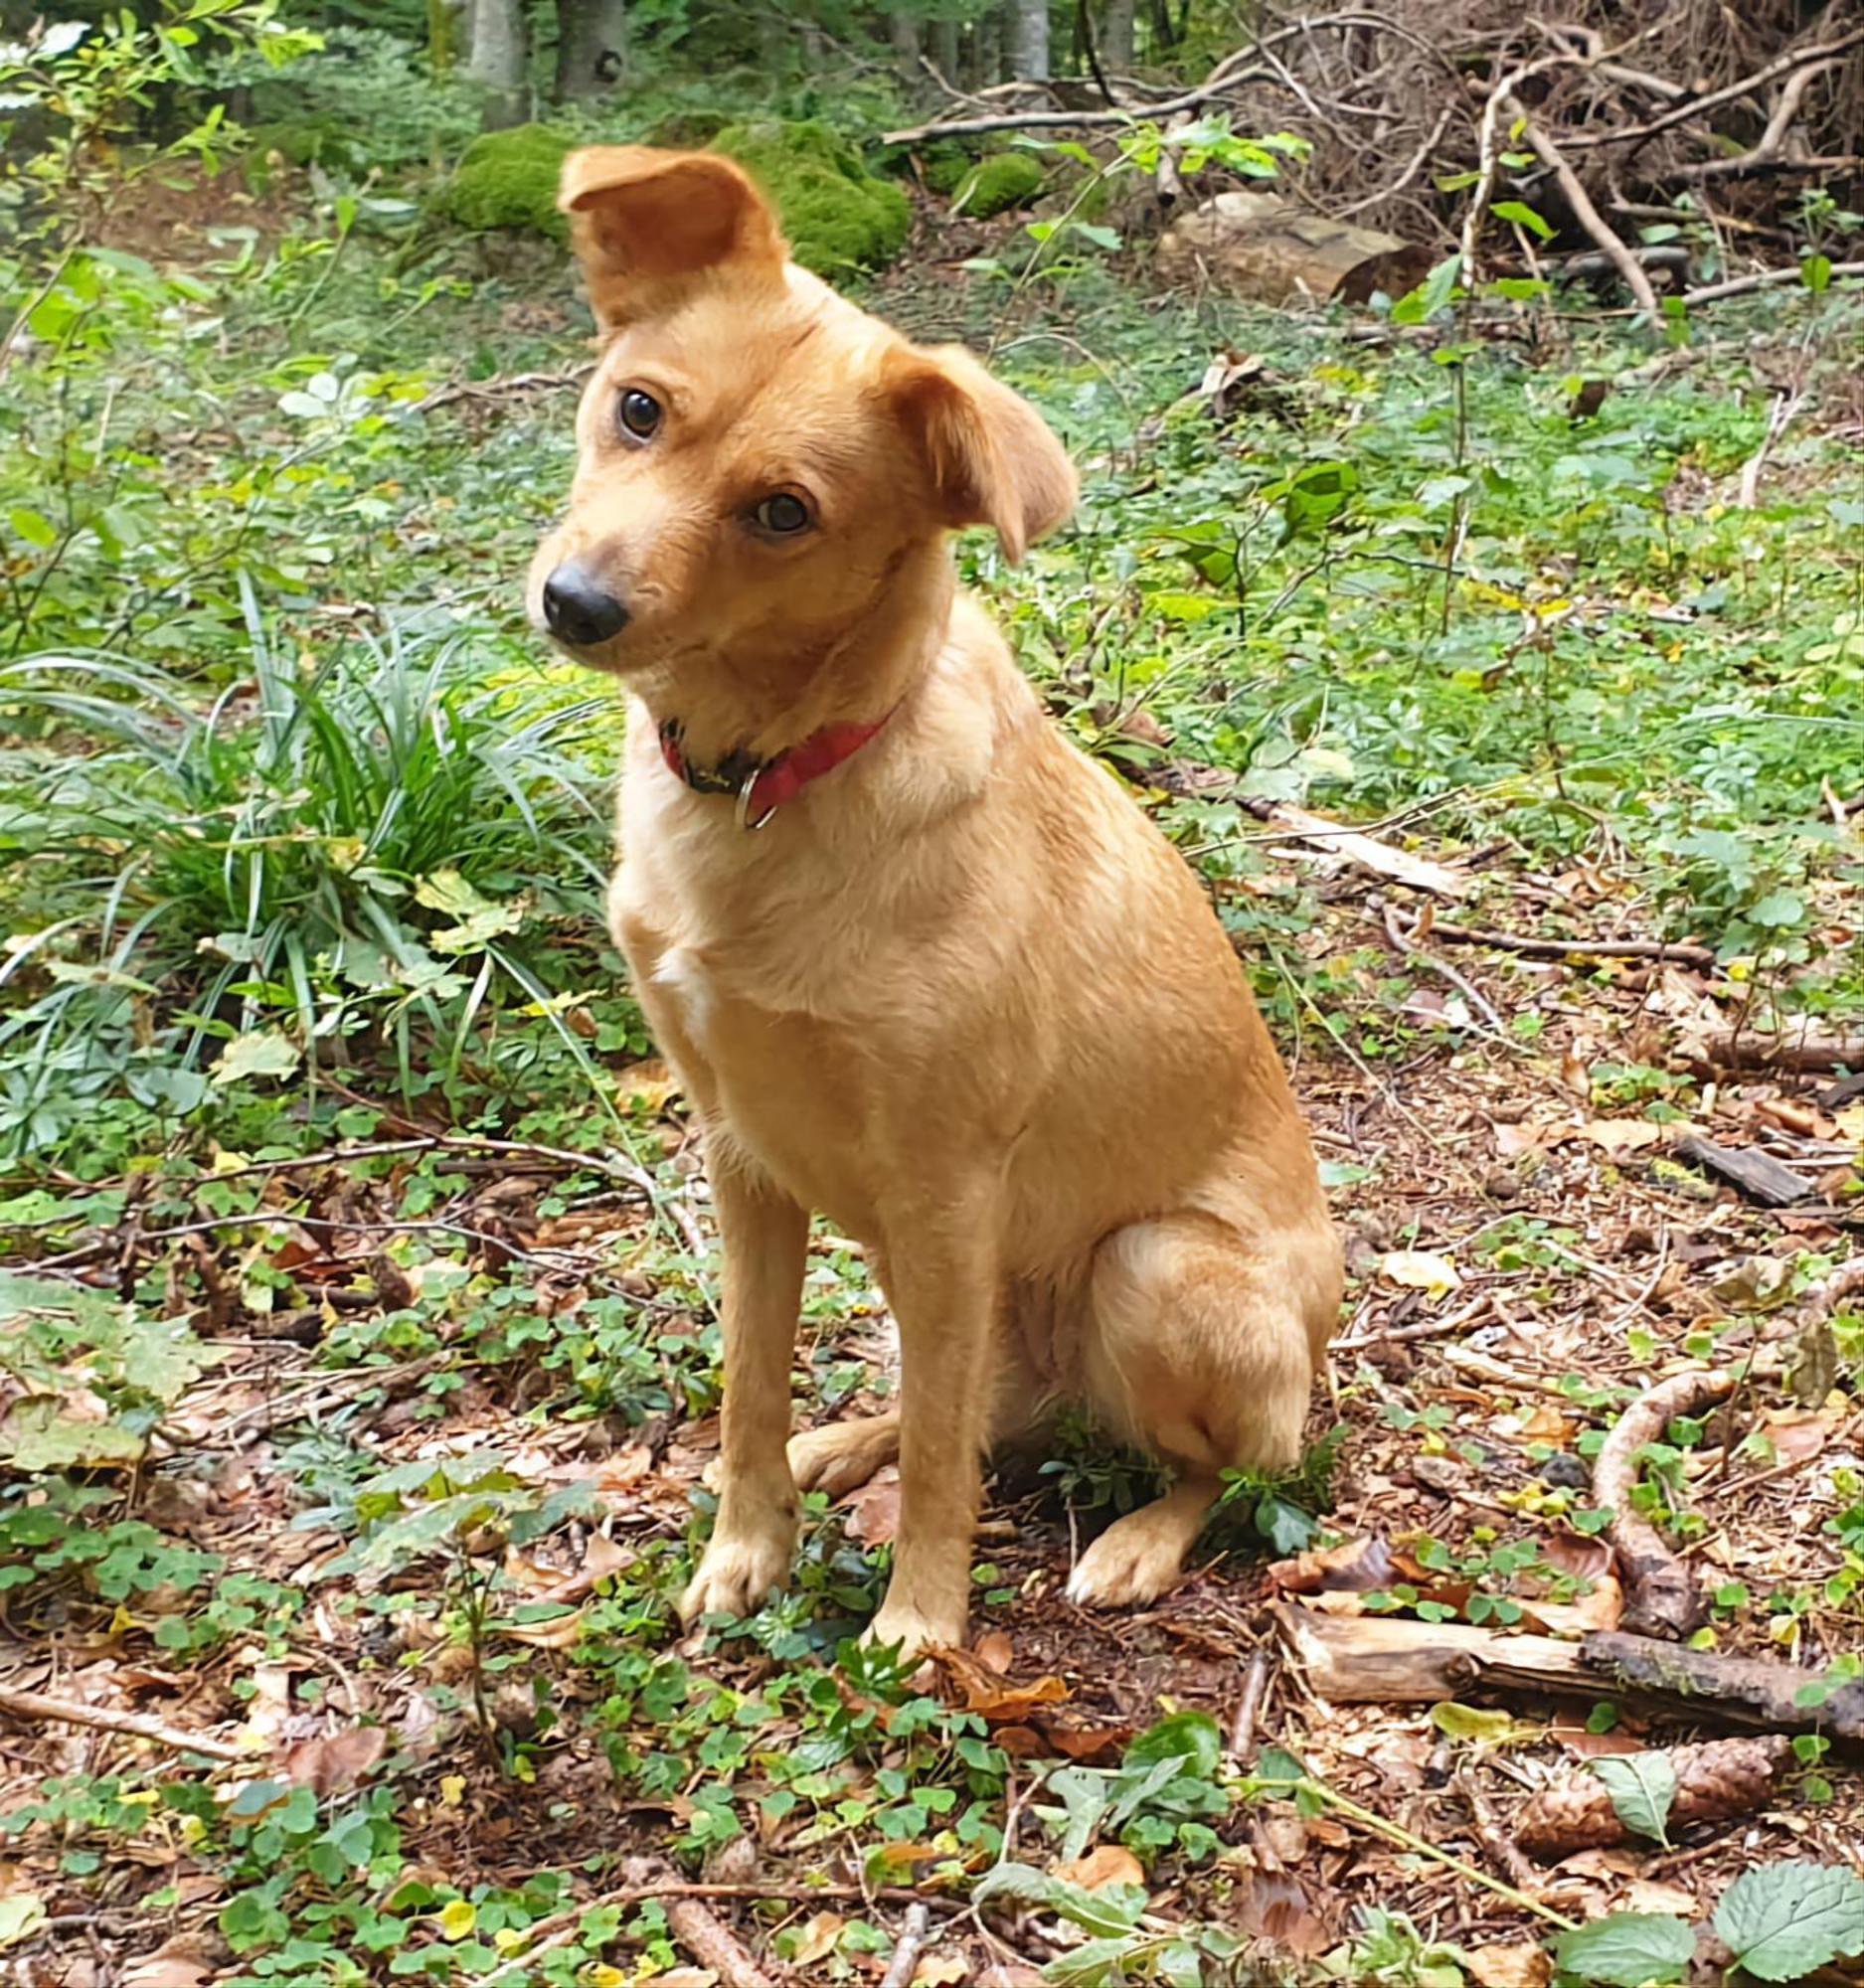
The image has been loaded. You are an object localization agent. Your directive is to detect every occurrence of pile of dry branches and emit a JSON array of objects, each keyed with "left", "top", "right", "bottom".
[{"left": 889, "top": 1, "right": 1864, "bottom": 303}]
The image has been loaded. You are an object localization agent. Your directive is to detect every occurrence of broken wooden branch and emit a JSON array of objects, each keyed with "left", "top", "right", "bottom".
[
  {"left": 622, "top": 1858, "right": 775, "bottom": 1988},
  {"left": 1382, "top": 905, "right": 1507, "bottom": 1033},
  {"left": 1701, "top": 1027, "right": 1864, "bottom": 1074},
  {"left": 1671, "top": 1134, "right": 1812, "bottom": 1208},
  {"left": 1514, "top": 1735, "right": 1792, "bottom": 1858},
  {"left": 1593, "top": 1367, "right": 1733, "bottom": 1635},
  {"left": 880, "top": 1903, "right": 934, "bottom": 1988},
  {"left": 0, "top": 1684, "right": 247, "bottom": 1762},
  {"left": 1239, "top": 795, "right": 1470, "bottom": 897},
  {"left": 1581, "top": 1632, "right": 1864, "bottom": 1741},
  {"left": 1413, "top": 921, "right": 1716, "bottom": 969},
  {"left": 1684, "top": 258, "right": 1864, "bottom": 305},
  {"left": 1274, "top": 1605, "right": 1864, "bottom": 1740},
  {"left": 1508, "top": 100, "right": 1662, "bottom": 317}
]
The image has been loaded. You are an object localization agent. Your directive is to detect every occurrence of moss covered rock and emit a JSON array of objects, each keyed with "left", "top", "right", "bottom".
[
  {"left": 953, "top": 151, "right": 1044, "bottom": 219},
  {"left": 434, "top": 123, "right": 575, "bottom": 240},
  {"left": 710, "top": 120, "right": 910, "bottom": 275}
]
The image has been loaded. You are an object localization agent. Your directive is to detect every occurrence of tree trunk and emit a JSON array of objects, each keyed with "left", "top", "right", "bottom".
[
  {"left": 931, "top": 14, "right": 959, "bottom": 80},
  {"left": 969, "top": 10, "right": 1004, "bottom": 86},
  {"left": 465, "top": 0, "right": 530, "bottom": 127},
  {"left": 554, "top": 0, "right": 627, "bottom": 100},
  {"left": 1101, "top": 0, "right": 1134, "bottom": 69},
  {"left": 1009, "top": 0, "right": 1049, "bottom": 81},
  {"left": 890, "top": 9, "right": 922, "bottom": 88},
  {"left": 429, "top": 0, "right": 465, "bottom": 75}
]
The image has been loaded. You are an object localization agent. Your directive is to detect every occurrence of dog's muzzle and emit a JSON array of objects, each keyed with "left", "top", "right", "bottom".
[{"left": 542, "top": 560, "right": 630, "bottom": 647}]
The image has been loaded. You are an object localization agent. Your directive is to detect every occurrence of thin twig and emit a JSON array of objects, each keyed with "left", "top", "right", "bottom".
[
  {"left": 1510, "top": 101, "right": 1662, "bottom": 318},
  {"left": 0, "top": 1685, "right": 246, "bottom": 1762},
  {"left": 1417, "top": 921, "right": 1716, "bottom": 968},
  {"left": 1228, "top": 1649, "right": 1271, "bottom": 1762},
  {"left": 1381, "top": 904, "right": 1508, "bottom": 1035},
  {"left": 881, "top": 1902, "right": 933, "bottom": 1988}
]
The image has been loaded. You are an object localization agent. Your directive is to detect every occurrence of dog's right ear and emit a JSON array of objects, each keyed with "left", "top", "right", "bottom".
[{"left": 559, "top": 147, "right": 786, "bottom": 331}]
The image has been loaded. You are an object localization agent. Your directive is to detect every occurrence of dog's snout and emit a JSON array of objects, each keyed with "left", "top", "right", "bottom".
[{"left": 542, "top": 561, "right": 629, "bottom": 647}]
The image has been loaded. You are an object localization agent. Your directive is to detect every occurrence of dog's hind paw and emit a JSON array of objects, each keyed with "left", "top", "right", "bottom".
[
  {"left": 787, "top": 1413, "right": 900, "bottom": 1498},
  {"left": 680, "top": 1527, "right": 792, "bottom": 1624}
]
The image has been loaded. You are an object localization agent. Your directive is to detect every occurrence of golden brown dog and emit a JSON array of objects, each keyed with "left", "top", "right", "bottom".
[{"left": 531, "top": 146, "right": 1342, "bottom": 1658}]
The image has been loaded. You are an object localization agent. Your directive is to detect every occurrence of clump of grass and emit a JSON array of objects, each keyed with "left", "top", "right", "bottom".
[{"left": 0, "top": 596, "right": 612, "bottom": 1154}]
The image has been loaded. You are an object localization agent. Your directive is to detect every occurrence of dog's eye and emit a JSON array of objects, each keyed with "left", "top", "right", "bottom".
[
  {"left": 617, "top": 389, "right": 662, "bottom": 442},
  {"left": 752, "top": 492, "right": 812, "bottom": 536}
]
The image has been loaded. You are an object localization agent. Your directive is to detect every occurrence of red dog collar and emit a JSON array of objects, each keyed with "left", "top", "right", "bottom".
[{"left": 658, "top": 710, "right": 895, "bottom": 829}]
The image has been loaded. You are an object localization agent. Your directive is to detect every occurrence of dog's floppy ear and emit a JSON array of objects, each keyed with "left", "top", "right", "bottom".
[
  {"left": 559, "top": 146, "right": 786, "bottom": 329},
  {"left": 887, "top": 344, "right": 1078, "bottom": 564}
]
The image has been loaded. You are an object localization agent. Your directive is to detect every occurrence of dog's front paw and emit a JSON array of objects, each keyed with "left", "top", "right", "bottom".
[
  {"left": 862, "top": 1591, "right": 966, "bottom": 1663},
  {"left": 680, "top": 1526, "right": 793, "bottom": 1624},
  {"left": 1065, "top": 1510, "right": 1188, "bottom": 1609}
]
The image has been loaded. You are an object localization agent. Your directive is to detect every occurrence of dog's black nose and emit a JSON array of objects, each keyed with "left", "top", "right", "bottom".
[{"left": 542, "top": 562, "right": 629, "bottom": 647}]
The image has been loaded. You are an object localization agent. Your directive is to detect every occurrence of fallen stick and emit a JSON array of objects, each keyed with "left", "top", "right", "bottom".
[
  {"left": 1274, "top": 1606, "right": 1864, "bottom": 1740},
  {"left": 475, "top": 1882, "right": 965, "bottom": 1988},
  {"left": 1382, "top": 904, "right": 1506, "bottom": 1033},
  {"left": 1514, "top": 1736, "right": 1792, "bottom": 1859},
  {"left": 1701, "top": 1028, "right": 1864, "bottom": 1074},
  {"left": 620, "top": 1858, "right": 775, "bottom": 1988},
  {"left": 1581, "top": 1632, "right": 1864, "bottom": 1741},
  {"left": 1684, "top": 258, "right": 1864, "bottom": 305},
  {"left": 1509, "top": 102, "right": 1661, "bottom": 318},
  {"left": 881, "top": 1902, "right": 933, "bottom": 1988},
  {"left": 1394, "top": 920, "right": 1715, "bottom": 969},
  {"left": 1240, "top": 796, "right": 1469, "bottom": 898},
  {"left": 1671, "top": 1134, "right": 1810, "bottom": 1208},
  {"left": 1593, "top": 1367, "right": 1734, "bottom": 1635},
  {"left": 0, "top": 1685, "right": 247, "bottom": 1762},
  {"left": 1229, "top": 1648, "right": 1272, "bottom": 1762}
]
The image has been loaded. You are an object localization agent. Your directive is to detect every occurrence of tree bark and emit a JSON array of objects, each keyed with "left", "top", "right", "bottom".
[
  {"left": 931, "top": 14, "right": 960, "bottom": 81},
  {"left": 890, "top": 9, "right": 922, "bottom": 89},
  {"left": 1101, "top": 0, "right": 1134, "bottom": 69},
  {"left": 1009, "top": 0, "right": 1050, "bottom": 81},
  {"left": 970, "top": 9, "right": 1004, "bottom": 87},
  {"left": 465, "top": 0, "right": 530, "bottom": 128},
  {"left": 554, "top": 0, "right": 627, "bottom": 100}
]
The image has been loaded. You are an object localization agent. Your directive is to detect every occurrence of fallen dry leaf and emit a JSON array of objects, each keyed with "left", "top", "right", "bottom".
[
  {"left": 973, "top": 1629, "right": 1014, "bottom": 1672},
  {"left": 1234, "top": 1869, "right": 1330, "bottom": 1955},
  {"left": 121, "top": 1936, "right": 220, "bottom": 1988},
  {"left": 1053, "top": 1846, "right": 1145, "bottom": 1893},
  {"left": 278, "top": 1725, "right": 387, "bottom": 1796},
  {"left": 1527, "top": 1575, "right": 1622, "bottom": 1637},
  {"left": 1624, "top": 1878, "right": 1700, "bottom": 1916},
  {"left": 1380, "top": 1248, "right": 1461, "bottom": 1297},
  {"left": 935, "top": 1648, "right": 1069, "bottom": 1722},
  {"left": 787, "top": 1911, "right": 844, "bottom": 1967},
  {"left": 615, "top": 1057, "right": 679, "bottom": 1113},
  {"left": 1581, "top": 1118, "right": 1667, "bottom": 1155},
  {"left": 494, "top": 1605, "right": 585, "bottom": 1649},
  {"left": 1269, "top": 1535, "right": 1394, "bottom": 1595},
  {"left": 1465, "top": 1945, "right": 1552, "bottom": 1988},
  {"left": 1046, "top": 1720, "right": 1132, "bottom": 1762},
  {"left": 913, "top": 1957, "right": 967, "bottom": 1986},
  {"left": 840, "top": 1466, "right": 902, "bottom": 1546}
]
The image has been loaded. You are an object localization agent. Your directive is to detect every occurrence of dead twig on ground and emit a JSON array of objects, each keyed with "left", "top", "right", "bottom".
[
  {"left": 1418, "top": 920, "right": 1716, "bottom": 969},
  {"left": 0, "top": 1685, "right": 246, "bottom": 1761},
  {"left": 1593, "top": 1368, "right": 1734, "bottom": 1636},
  {"left": 1229, "top": 1647, "right": 1272, "bottom": 1761},
  {"left": 621, "top": 1857, "right": 776, "bottom": 1988},
  {"left": 881, "top": 1902, "right": 934, "bottom": 1988},
  {"left": 1684, "top": 259, "right": 1864, "bottom": 304},
  {"left": 416, "top": 365, "right": 593, "bottom": 414},
  {"left": 1381, "top": 904, "right": 1507, "bottom": 1034},
  {"left": 1240, "top": 795, "right": 1470, "bottom": 898},
  {"left": 1509, "top": 101, "right": 1662, "bottom": 318}
]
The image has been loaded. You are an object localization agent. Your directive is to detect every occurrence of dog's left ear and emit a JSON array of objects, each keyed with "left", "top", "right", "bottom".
[
  {"left": 886, "top": 345, "right": 1078, "bottom": 564},
  {"left": 559, "top": 146, "right": 786, "bottom": 330}
]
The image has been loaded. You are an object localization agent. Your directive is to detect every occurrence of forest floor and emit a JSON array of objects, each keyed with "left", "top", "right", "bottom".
[{"left": 2, "top": 173, "right": 1862, "bottom": 1988}]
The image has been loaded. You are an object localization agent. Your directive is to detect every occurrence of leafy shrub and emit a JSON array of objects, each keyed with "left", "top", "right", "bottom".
[
  {"left": 433, "top": 123, "right": 577, "bottom": 240},
  {"left": 953, "top": 151, "right": 1044, "bottom": 219},
  {"left": 711, "top": 119, "right": 910, "bottom": 274},
  {"left": 0, "top": 616, "right": 610, "bottom": 1154},
  {"left": 221, "top": 25, "right": 483, "bottom": 170}
]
